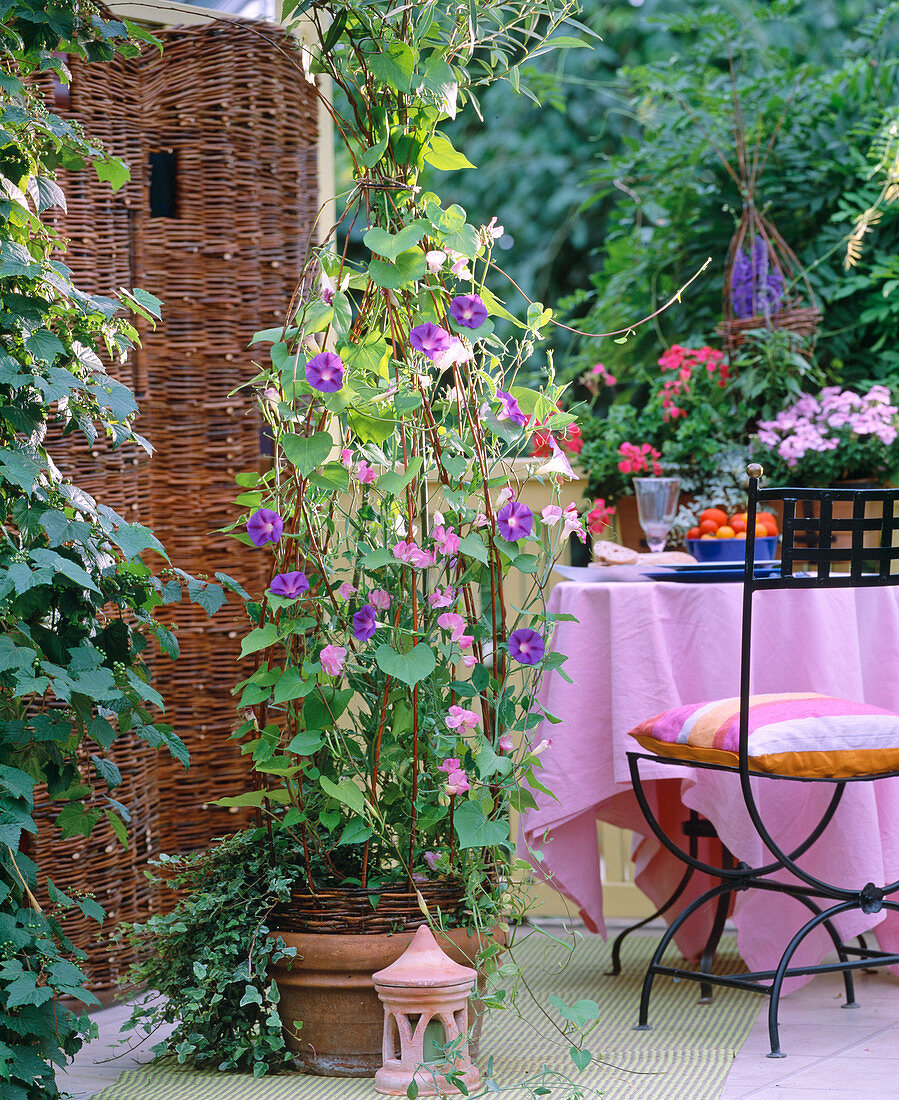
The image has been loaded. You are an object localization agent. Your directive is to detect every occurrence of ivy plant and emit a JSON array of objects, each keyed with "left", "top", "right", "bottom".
[{"left": 0, "top": 4, "right": 233, "bottom": 1097}]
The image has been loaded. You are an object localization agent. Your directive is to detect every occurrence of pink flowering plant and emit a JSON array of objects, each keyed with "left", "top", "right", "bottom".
[
  {"left": 217, "top": 0, "right": 588, "bottom": 947},
  {"left": 578, "top": 343, "right": 748, "bottom": 503},
  {"left": 750, "top": 385, "right": 899, "bottom": 486}
]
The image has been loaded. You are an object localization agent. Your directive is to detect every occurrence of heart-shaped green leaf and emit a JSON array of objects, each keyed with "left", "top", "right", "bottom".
[
  {"left": 282, "top": 430, "right": 333, "bottom": 476},
  {"left": 364, "top": 221, "right": 426, "bottom": 260},
  {"left": 374, "top": 642, "right": 435, "bottom": 687}
]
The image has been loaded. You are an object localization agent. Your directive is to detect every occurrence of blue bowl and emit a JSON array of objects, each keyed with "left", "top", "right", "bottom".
[{"left": 686, "top": 535, "right": 779, "bottom": 563}]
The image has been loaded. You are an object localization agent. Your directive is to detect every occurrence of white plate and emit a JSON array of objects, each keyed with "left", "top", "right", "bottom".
[{"left": 553, "top": 564, "right": 655, "bottom": 583}]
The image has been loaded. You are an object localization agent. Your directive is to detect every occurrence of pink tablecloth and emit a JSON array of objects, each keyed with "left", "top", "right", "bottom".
[{"left": 520, "top": 579, "right": 899, "bottom": 979}]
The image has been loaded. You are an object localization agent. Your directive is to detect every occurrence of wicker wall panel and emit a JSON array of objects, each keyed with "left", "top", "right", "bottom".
[{"left": 31, "top": 20, "right": 319, "bottom": 996}]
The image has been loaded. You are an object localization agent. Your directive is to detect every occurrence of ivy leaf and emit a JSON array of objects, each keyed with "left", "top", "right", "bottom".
[
  {"left": 452, "top": 800, "right": 509, "bottom": 850},
  {"left": 282, "top": 430, "right": 333, "bottom": 476},
  {"left": 423, "top": 132, "right": 476, "bottom": 171},
  {"left": 55, "top": 802, "right": 101, "bottom": 840},
  {"left": 5, "top": 973, "right": 54, "bottom": 1008},
  {"left": 30, "top": 548, "right": 101, "bottom": 594},
  {"left": 109, "top": 522, "right": 169, "bottom": 562},
  {"left": 76, "top": 895, "right": 106, "bottom": 924},
  {"left": 91, "top": 754, "right": 121, "bottom": 789},
  {"left": 374, "top": 642, "right": 435, "bottom": 687}
]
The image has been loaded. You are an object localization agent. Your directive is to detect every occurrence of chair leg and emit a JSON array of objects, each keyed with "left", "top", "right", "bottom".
[
  {"left": 607, "top": 861, "right": 694, "bottom": 976},
  {"left": 766, "top": 900, "right": 862, "bottom": 1058},
  {"left": 698, "top": 884, "right": 732, "bottom": 1003},
  {"left": 635, "top": 879, "right": 737, "bottom": 1030}
]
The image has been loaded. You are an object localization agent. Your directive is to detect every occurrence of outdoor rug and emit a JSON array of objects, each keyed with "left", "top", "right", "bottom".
[{"left": 89, "top": 930, "right": 760, "bottom": 1099}]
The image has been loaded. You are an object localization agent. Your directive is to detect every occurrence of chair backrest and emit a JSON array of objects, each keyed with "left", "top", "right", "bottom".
[{"left": 745, "top": 465, "right": 899, "bottom": 590}]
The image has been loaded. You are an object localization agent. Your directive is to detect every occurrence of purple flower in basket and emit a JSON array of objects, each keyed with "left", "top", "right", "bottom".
[
  {"left": 269, "top": 571, "right": 309, "bottom": 599},
  {"left": 305, "top": 351, "right": 344, "bottom": 393},
  {"left": 730, "top": 237, "right": 785, "bottom": 319},
  {"left": 246, "top": 508, "right": 283, "bottom": 547}
]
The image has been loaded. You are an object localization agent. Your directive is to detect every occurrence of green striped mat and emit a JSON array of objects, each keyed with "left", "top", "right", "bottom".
[{"left": 90, "top": 930, "right": 760, "bottom": 1099}]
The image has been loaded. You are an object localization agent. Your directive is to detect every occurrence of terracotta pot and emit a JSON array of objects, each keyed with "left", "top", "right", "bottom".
[{"left": 270, "top": 926, "right": 497, "bottom": 1077}]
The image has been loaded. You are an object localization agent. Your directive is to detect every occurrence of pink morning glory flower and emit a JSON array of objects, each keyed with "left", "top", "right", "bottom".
[
  {"left": 496, "top": 390, "right": 527, "bottom": 427},
  {"left": 356, "top": 461, "right": 377, "bottom": 484},
  {"left": 433, "top": 335, "right": 474, "bottom": 370},
  {"left": 446, "top": 705, "right": 480, "bottom": 731},
  {"left": 439, "top": 757, "right": 461, "bottom": 774},
  {"left": 425, "top": 250, "right": 446, "bottom": 273},
  {"left": 541, "top": 504, "right": 562, "bottom": 526},
  {"left": 496, "top": 500, "right": 533, "bottom": 541},
  {"left": 368, "top": 588, "right": 390, "bottom": 610},
  {"left": 531, "top": 738, "right": 553, "bottom": 756},
  {"left": 269, "top": 571, "right": 309, "bottom": 599},
  {"left": 337, "top": 581, "right": 357, "bottom": 600},
  {"left": 509, "top": 627, "right": 545, "bottom": 665},
  {"left": 305, "top": 350, "right": 344, "bottom": 393},
  {"left": 499, "top": 734, "right": 514, "bottom": 752},
  {"left": 353, "top": 604, "right": 377, "bottom": 641},
  {"left": 410, "top": 322, "right": 452, "bottom": 361},
  {"left": 246, "top": 508, "right": 283, "bottom": 547},
  {"left": 428, "top": 586, "right": 456, "bottom": 608},
  {"left": 339, "top": 449, "right": 353, "bottom": 468},
  {"left": 445, "top": 768, "right": 470, "bottom": 796},
  {"left": 472, "top": 512, "right": 489, "bottom": 529},
  {"left": 320, "top": 644, "right": 347, "bottom": 676}
]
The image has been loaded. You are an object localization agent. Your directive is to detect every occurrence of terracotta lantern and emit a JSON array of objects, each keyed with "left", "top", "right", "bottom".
[{"left": 372, "top": 924, "right": 481, "bottom": 1096}]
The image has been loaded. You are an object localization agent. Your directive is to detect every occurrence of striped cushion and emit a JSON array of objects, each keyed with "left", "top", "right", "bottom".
[{"left": 627, "top": 692, "right": 899, "bottom": 778}]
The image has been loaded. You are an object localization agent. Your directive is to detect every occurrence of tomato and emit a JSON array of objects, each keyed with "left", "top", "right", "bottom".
[
  {"left": 687, "top": 526, "right": 701, "bottom": 539},
  {"left": 716, "top": 525, "right": 736, "bottom": 538},
  {"left": 700, "top": 507, "right": 728, "bottom": 527},
  {"left": 699, "top": 518, "right": 719, "bottom": 535},
  {"left": 757, "top": 511, "right": 779, "bottom": 534},
  {"left": 729, "top": 515, "right": 747, "bottom": 534}
]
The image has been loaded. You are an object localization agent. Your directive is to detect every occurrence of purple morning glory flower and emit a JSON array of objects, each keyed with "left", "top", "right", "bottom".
[
  {"left": 246, "top": 508, "right": 283, "bottom": 547},
  {"left": 269, "top": 571, "right": 309, "bottom": 599},
  {"left": 449, "top": 294, "right": 487, "bottom": 329},
  {"left": 353, "top": 603, "right": 377, "bottom": 641},
  {"left": 496, "top": 499, "right": 533, "bottom": 541},
  {"left": 305, "top": 351, "right": 344, "bottom": 393},
  {"left": 409, "top": 322, "right": 452, "bottom": 361},
  {"left": 508, "top": 627, "right": 545, "bottom": 666},
  {"left": 496, "top": 390, "right": 527, "bottom": 427}
]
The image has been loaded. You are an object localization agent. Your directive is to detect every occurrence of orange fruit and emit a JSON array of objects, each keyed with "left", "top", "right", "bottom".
[
  {"left": 700, "top": 533, "right": 716, "bottom": 540},
  {"left": 730, "top": 511, "right": 748, "bottom": 526},
  {"left": 716, "top": 525, "right": 736, "bottom": 538},
  {"left": 754, "top": 522, "right": 769, "bottom": 537},
  {"left": 730, "top": 516, "right": 747, "bottom": 534},
  {"left": 699, "top": 518, "right": 719, "bottom": 535},
  {"left": 687, "top": 526, "right": 701, "bottom": 539},
  {"left": 761, "top": 519, "right": 778, "bottom": 536},
  {"left": 757, "top": 511, "right": 779, "bottom": 533},
  {"left": 735, "top": 531, "right": 747, "bottom": 538},
  {"left": 700, "top": 507, "right": 728, "bottom": 527}
]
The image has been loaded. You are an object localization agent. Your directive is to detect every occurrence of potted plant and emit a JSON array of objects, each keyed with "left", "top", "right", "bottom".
[
  {"left": 126, "top": 0, "right": 589, "bottom": 1080},
  {"left": 577, "top": 343, "right": 748, "bottom": 547}
]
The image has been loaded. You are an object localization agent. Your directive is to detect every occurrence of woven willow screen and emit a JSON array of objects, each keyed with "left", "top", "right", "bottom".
[{"left": 35, "top": 20, "right": 319, "bottom": 998}]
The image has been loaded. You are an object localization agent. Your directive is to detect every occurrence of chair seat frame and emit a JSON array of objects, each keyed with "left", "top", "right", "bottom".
[{"left": 625, "top": 473, "right": 899, "bottom": 1057}]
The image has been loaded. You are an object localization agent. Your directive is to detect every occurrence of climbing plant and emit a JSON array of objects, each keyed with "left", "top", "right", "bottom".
[{"left": 0, "top": 4, "right": 232, "bottom": 1096}]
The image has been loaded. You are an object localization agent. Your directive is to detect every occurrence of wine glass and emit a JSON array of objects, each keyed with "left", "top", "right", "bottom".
[{"left": 633, "top": 477, "right": 681, "bottom": 554}]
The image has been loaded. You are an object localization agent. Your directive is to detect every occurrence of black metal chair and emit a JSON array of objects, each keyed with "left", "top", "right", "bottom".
[{"left": 626, "top": 465, "right": 899, "bottom": 1057}]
